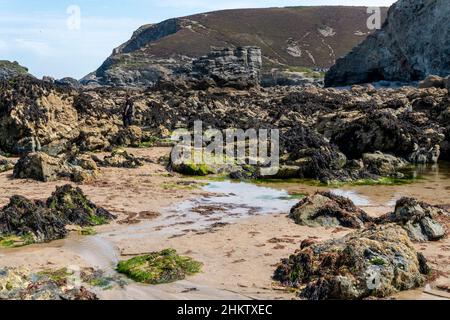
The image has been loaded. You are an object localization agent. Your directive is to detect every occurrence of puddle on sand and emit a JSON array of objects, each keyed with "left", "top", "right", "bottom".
[
  {"left": 103, "top": 181, "right": 298, "bottom": 241},
  {"left": 60, "top": 181, "right": 298, "bottom": 300}
]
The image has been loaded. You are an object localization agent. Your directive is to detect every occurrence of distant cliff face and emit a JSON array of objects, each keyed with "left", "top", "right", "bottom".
[
  {"left": 82, "top": 6, "right": 387, "bottom": 87},
  {"left": 325, "top": 0, "right": 450, "bottom": 87}
]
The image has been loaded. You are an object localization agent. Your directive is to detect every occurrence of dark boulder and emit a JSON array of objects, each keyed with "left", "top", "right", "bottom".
[
  {"left": 0, "top": 196, "right": 67, "bottom": 243},
  {"left": 47, "top": 185, "right": 116, "bottom": 226},
  {"left": 289, "top": 192, "right": 371, "bottom": 228},
  {"left": 377, "top": 197, "right": 448, "bottom": 241},
  {"left": 274, "top": 224, "right": 428, "bottom": 300}
]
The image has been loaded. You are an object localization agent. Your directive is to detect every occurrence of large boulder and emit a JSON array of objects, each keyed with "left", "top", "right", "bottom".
[
  {"left": 113, "top": 126, "right": 142, "bottom": 147},
  {"left": 362, "top": 152, "right": 407, "bottom": 176},
  {"left": 377, "top": 197, "right": 448, "bottom": 241},
  {"left": 325, "top": 0, "right": 450, "bottom": 86},
  {"left": 274, "top": 224, "right": 429, "bottom": 300},
  {"left": 289, "top": 192, "right": 371, "bottom": 228},
  {"left": 13, "top": 152, "right": 63, "bottom": 182},
  {"left": 101, "top": 149, "right": 144, "bottom": 168}
]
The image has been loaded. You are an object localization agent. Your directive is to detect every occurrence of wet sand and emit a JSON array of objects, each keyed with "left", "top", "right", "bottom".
[{"left": 0, "top": 148, "right": 449, "bottom": 300}]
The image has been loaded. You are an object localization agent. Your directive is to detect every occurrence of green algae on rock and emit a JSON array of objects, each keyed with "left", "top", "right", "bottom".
[
  {"left": 46, "top": 184, "right": 116, "bottom": 227},
  {"left": 273, "top": 224, "right": 429, "bottom": 300},
  {"left": 0, "top": 185, "right": 115, "bottom": 245},
  {"left": 117, "top": 249, "right": 202, "bottom": 285}
]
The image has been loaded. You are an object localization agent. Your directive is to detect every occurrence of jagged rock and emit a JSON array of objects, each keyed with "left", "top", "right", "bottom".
[
  {"left": 377, "top": 197, "right": 448, "bottom": 241},
  {"left": 13, "top": 152, "right": 63, "bottom": 182},
  {"left": 419, "top": 75, "right": 447, "bottom": 89},
  {"left": 289, "top": 192, "right": 371, "bottom": 228},
  {"left": 113, "top": 126, "right": 142, "bottom": 147},
  {"left": 274, "top": 224, "right": 428, "bottom": 300},
  {"left": 362, "top": 152, "right": 407, "bottom": 176},
  {"left": 0, "top": 196, "right": 67, "bottom": 243},
  {"left": 47, "top": 185, "right": 116, "bottom": 227},
  {"left": 101, "top": 149, "right": 144, "bottom": 168},
  {"left": 191, "top": 47, "right": 262, "bottom": 89},
  {"left": 325, "top": 0, "right": 450, "bottom": 86},
  {"left": 0, "top": 156, "right": 14, "bottom": 173},
  {"left": 55, "top": 77, "right": 80, "bottom": 89},
  {"left": 446, "top": 76, "right": 450, "bottom": 91}
]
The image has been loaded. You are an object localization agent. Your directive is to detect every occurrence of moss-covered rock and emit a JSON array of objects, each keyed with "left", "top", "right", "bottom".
[
  {"left": 171, "top": 162, "right": 215, "bottom": 176},
  {"left": 117, "top": 249, "right": 202, "bottom": 284},
  {"left": 274, "top": 224, "right": 429, "bottom": 300},
  {"left": 46, "top": 185, "right": 116, "bottom": 226},
  {"left": 0, "top": 196, "right": 67, "bottom": 243}
]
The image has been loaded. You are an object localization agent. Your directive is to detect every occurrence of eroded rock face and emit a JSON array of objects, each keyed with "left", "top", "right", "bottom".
[
  {"left": 191, "top": 47, "right": 262, "bottom": 89},
  {"left": 289, "top": 192, "right": 371, "bottom": 228},
  {"left": 325, "top": 0, "right": 450, "bottom": 86},
  {"left": 377, "top": 197, "right": 448, "bottom": 241},
  {"left": 274, "top": 224, "right": 429, "bottom": 300}
]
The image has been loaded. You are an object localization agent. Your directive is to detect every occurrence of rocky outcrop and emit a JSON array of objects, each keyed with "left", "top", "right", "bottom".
[
  {"left": 0, "top": 196, "right": 68, "bottom": 243},
  {"left": 325, "top": 0, "right": 450, "bottom": 86},
  {"left": 289, "top": 192, "right": 371, "bottom": 228},
  {"left": 274, "top": 224, "right": 429, "bottom": 300},
  {"left": 377, "top": 197, "right": 448, "bottom": 241},
  {"left": 0, "top": 61, "right": 30, "bottom": 80},
  {"left": 47, "top": 185, "right": 116, "bottom": 226},
  {"left": 191, "top": 47, "right": 262, "bottom": 89},
  {"left": 0, "top": 185, "right": 115, "bottom": 245}
]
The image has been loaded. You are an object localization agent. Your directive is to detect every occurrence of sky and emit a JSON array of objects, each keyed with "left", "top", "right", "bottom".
[{"left": 0, "top": 0, "right": 397, "bottom": 79}]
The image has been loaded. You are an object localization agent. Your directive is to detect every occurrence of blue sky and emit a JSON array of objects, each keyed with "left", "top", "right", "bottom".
[{"left": 0, "top": 0, "right": 397, "bottom": 79}]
